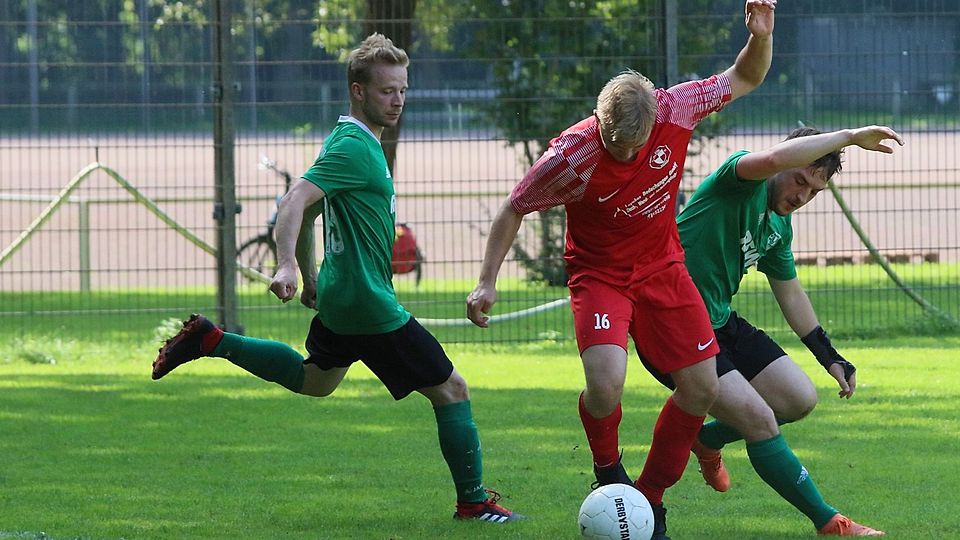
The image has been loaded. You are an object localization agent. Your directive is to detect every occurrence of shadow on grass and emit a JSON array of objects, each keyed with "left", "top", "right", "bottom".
[
  {"left": 0, "top": 371, "right": 957, "bottom": 539},
  {"left": 0, "top": 372, "right": 598, "bottom": 539}
]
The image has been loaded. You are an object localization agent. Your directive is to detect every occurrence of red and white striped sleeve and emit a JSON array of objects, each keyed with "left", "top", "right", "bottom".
[
  {"left": 657, "top": 72, "right": 733, "bottom": 130},
  {"left": 509, "top": 130, "right": 600, "bottom": 214}
]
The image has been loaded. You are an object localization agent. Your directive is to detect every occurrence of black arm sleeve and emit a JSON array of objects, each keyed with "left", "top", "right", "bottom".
[{"left": 801, "top": 326, "right": 856, "bottom": 382}]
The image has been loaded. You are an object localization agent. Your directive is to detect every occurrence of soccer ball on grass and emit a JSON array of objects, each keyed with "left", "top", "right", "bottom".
[{"left": 578, "top": 483, "right": 654, "bottom": 540}]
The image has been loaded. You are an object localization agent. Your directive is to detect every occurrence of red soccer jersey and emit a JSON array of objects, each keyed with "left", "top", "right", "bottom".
[{"left": 510, "top": 73, "right": 732, "bottom": 287}]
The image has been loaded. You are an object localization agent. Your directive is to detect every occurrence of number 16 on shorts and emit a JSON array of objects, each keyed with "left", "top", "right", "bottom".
[{"left": 594, "top": 313, "right": 611, "bottom": 330}]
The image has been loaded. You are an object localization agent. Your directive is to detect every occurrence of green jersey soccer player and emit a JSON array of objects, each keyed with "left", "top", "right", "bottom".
[
  {"left": 152, "top": 33, "right": 521, "bottom": 524},
  {"left": 645, "top": 125, "right": 902, "bottom": 536}
]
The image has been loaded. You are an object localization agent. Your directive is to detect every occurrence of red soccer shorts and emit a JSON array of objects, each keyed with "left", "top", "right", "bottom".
[{"left": 569, "top": 262, "right": 719, "bottom": 374}]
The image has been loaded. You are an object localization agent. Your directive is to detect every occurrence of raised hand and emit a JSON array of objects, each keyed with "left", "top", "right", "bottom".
[
  {"left": 850, "top": 125, "right": 905, "bottom": 154},
  {"left": 745, "top": 0, "right": 776, "bottom": 37}
]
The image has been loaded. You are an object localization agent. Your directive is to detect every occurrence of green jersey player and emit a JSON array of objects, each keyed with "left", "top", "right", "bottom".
[
  {"left": 645, "top": 125, "right": 902, "bottom": 536},
  {"left": 152, "top": 33, "right": 521, "bottom": 524}
]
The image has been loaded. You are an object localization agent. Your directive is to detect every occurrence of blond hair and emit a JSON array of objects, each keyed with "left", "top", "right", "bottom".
[
  {"left": 346, "top": 33, "right": 409, "bottom": 86},
  {"left": 595, "top": 70, "right": 656, "bottom": 145}
]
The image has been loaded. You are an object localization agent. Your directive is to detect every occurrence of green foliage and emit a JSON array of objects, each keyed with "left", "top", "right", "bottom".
[
  {"left": 15, "top": 350, "right": 57, "bottom": 365},
  {"left": 118, "top": 1, "right": 211, "bottom": 86},
  {"left": 311, "top": 0, "right": 733, "bottom": 154},
  {"left": 424, "top": 0, "right": 728, "bottom": 152},
  {"left": 1, "top": 0, "right": 294, "bottom": 98},
  {"left": 413, "top": 0, "right": 734, "bottom": 285},
  {"left": 314, "top": 0, "right": 365, "bottom": 60},
  {"left": 152, "top": 316, "right": 187, "bottom": 344},
  {"left": 909, "top": 313, "right": 960, "bottom": 336},
  {"left": 511, "top": 207, "right": 568, "bottom": 287},
  {"left": 4, "top": 336, "right": 81, "bottom": 366}
]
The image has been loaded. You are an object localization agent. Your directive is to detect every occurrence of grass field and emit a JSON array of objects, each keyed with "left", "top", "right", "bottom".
[
  {"left": 1, "top": 265, "right": 958, "bottom": 539},
  {"left": 1, "top": 327, "right": 959, "bottom": 539}
]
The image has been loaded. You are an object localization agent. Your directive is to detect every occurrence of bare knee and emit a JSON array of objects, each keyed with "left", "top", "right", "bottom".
[
  {"left": 300, "top": 384, "right": 335, "bottom": 397},
  {"left": 777, "top": 388, "right": 818, "bottom": 422},
  {"left": 419, "top": 370, "right": 470, "bottom": 406},
  {"left": 672, "top": 366, "right": 719, "bottom": 415},
  {"left": 751, "top": 356, "right": 819, "bottom": 422},
  {"left": 710, "top": 373, "right": 780, "bottom": 442},
  {"left": 580, "top": 344, "right": 628, "bottom": 417},
  {"left": 675, "top": 379, "right": 719, "bottom": 413},
  {"left": 441, "top": 372, "right": 470, "bottom": 402},
  {"left": 739, "top": 401, "right": 780, "bottom": 442},
  {"left": 583, "top": 379, "right": 624, "bottom": 417}
]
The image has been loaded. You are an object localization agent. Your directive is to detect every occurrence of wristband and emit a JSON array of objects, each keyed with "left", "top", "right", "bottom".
[{"left": 801, "top": 326, "right": 856, "bottom": 382}]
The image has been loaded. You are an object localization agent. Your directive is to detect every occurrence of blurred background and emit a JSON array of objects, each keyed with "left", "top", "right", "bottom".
[{"left": 1, "top": 0, "right": 957, "bottom": 346}]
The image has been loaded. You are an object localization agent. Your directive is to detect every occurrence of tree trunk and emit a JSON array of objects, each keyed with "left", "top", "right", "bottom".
[{"left": 363, "top": 0, "right": 416, "bottom": 175}]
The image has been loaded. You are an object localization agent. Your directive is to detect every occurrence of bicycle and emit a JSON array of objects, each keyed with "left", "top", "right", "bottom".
[
  {"left": 237, "top": 156, "right": 292, "bottom": 280},
  {"left": 238, "top": 156, "right": 424, "bottom": 285}
]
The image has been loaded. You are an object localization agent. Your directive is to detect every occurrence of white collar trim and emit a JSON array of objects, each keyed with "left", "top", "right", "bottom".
[{"left": 338, "top": 115, "right": 381, "bottom": 146}]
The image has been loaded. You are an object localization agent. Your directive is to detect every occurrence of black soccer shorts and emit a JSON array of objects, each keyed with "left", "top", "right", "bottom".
[
  {"left": 303, "top": 315, "right": 454, "bottom": 400},
  {"left": 639, "top": 311, "right": 787, "bottom": 390}
]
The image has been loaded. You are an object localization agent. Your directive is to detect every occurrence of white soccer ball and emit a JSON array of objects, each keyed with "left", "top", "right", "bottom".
[{"left": 578, "top": 483, "right": 654, "bottom": 540}]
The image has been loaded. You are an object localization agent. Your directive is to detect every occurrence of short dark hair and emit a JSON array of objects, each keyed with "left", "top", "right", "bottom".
[{"left": 785, "top": 126, "right": 844, "bottom": 179}]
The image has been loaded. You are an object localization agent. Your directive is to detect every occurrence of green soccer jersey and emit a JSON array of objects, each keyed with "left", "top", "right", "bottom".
[
  {"left": 678, "top": 151, "right": 797, "bottom": 328},
  {"left": 301, "top": 116, "right": 410, "bottom": 335}
]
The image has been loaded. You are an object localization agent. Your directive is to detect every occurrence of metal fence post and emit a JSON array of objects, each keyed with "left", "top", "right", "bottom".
[
  {"left": 212, "top": 0, "right": 242, "bottom": 333},
  {"left": 663, "top": 0, "right": 678, "bottom": 86},
  {"left": 27, "top": 0, "right": 39, "bottom": 132},
  {"left": 78, "top": 199, "right": 90, "bottom": 292}
]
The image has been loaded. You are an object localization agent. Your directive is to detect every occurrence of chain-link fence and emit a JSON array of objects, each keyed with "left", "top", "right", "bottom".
[{"left": 1, "top": 0, "right": 958, "bottom": 345}]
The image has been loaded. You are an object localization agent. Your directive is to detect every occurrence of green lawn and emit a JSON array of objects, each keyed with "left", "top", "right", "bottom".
[
  {"left": 2, "top": 263, "right": 959, "bottom": 350},
  {"left": 1, "top": 265, "right": 958, "bottom": 538},
  {"left": 1, "top": 334, "right": 959, "bottom": 539}
]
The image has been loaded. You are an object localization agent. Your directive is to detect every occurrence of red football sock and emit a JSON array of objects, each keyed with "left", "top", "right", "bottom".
[
  {"left": 578, "top": 392, "right": 622, "bottom": 468},
  {"left": 634, "top": 396, "right": 705, "bottom": 506}
]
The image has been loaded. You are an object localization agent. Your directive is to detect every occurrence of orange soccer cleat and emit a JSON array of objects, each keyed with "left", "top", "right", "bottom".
[
  {"left": 817, "top": 514, "right": 885, "bottom": 536},
  {"left": 691, "top": 437, "right": 730, "bottom": 492}
]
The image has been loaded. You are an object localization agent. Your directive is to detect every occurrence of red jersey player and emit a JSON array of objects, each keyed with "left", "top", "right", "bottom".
[{"left": 467, "top": 2, "right": 776, "bottom": 538}]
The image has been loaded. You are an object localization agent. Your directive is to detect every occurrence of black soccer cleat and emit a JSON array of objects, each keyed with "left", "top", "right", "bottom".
[
  {"left": 591, "top": 458, "right": 633, "bottom": 490},
  {"left": 152, "top": 314, "right": 223, "bottom": 380},
  {"left": 651, "top": 503, "right": 671, "bottom": 540}
]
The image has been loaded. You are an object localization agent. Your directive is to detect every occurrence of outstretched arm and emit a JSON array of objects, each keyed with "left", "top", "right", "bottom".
[
  {"left": 271, "top": 179, "right": 326, "bottom": 303},
  {"left": 737, "top": 125, "right": 905, "bottom": 181},
  {"left": 768, "top": 276, "right": 857, "bottom": 398},
  {"left": 466, "top": 199, "right": 525, "bottom": 327},
  {"left": 725, "top": 0, "right": 776, "bottom": 101}
]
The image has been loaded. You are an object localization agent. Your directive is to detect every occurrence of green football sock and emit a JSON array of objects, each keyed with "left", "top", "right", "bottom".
[
  {"left": 699, "top": 417, "right": 794, "bottom": 450},
  {"left": 698, "top": 419, "right": 744, "bottom": 450},
  {"left": 213, "top": 333, "right": 305, "bottom": 393},
  {"left": 434, "top": 400, "right": 485, "bottom": 503},
  {"left": 747, "top": 434, "right": 837, "bottom": 529}
]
